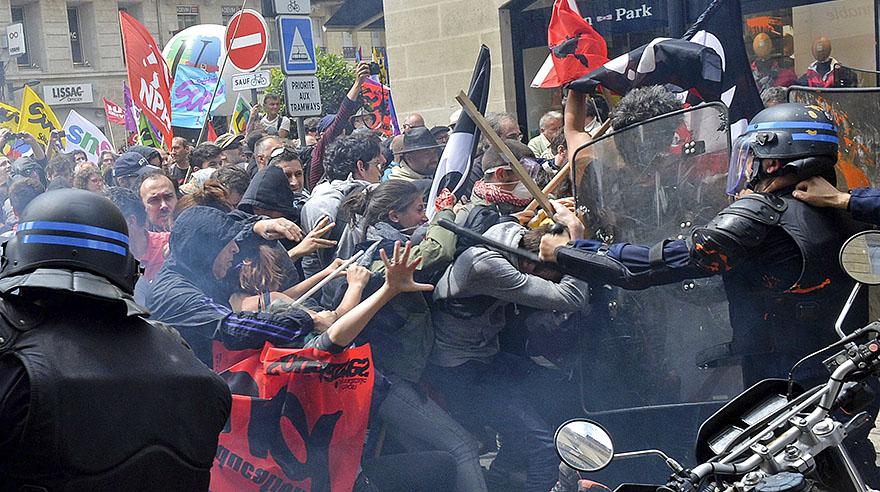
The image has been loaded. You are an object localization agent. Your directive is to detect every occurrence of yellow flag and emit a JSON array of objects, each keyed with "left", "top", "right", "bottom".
[
  {"left": 18, "top": 85, "right": 62, "bottom": 147},
  {"left": 231, "top": 95, "right": 251, "bottom": 135},
  {"left": 0, "top": 102, "right": 20, "bottom": 132}
]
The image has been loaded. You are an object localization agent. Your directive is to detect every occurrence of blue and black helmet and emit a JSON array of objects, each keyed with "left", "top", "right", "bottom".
[
  {"left": 0, "top": 188, "right": 139, "bottom": 293},
  {"left": 726, "top": 103, "right": 839, "bottom": 195}
]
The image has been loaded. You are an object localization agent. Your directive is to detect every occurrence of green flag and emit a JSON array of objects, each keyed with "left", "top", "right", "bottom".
[
  {"left": 231, "top": 95, "right": 251, "bottom": 135},
  {"left": 138, "top": 112, "right": 161, "bottom": 148}
]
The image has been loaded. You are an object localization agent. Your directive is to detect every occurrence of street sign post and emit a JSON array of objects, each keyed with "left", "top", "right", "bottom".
[
  {"left": 274, "top": 0, "right": 311, "bottom": 15},
  {"left": 232, "top": 70, "right": 271, "bottom": 91},
  {"left": 278, "top": 16, "right": 317, "bottom": 75},
  {"left": 6, "top": 23, "right": 24, "bottom": 57},
  {"left": 283, "top": 76, "right": 322, "bottom": 117},
  {"left": 224, "top": 9, "right": 269, "bottom": 72}
]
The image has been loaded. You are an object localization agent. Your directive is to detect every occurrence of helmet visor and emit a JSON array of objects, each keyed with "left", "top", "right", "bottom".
[{"left": 726, "top": 133, "right": 757, "bottom": 196}]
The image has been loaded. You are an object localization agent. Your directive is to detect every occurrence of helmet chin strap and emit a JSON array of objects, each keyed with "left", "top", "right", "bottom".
[{"left": 747, "top": 156, "right": 838, "bottom": 191}]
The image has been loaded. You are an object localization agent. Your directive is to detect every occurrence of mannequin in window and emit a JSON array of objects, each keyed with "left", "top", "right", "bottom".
[
  {"left": 798, "top": 37, "right": 856, "bottom": 88},
  {"left": 782, "top": 34, "right": 795, "bottom": 69},
  {"left": 750, "top": 32, "right": 796, "bottom": 92}
]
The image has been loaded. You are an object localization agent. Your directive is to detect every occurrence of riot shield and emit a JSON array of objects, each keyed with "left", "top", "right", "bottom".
[
  {"left": 787, "top": 86, "right": 880, "bottom": 189},
  {"left": 571, "top": 103, "right": 740, "bottom": 415}
]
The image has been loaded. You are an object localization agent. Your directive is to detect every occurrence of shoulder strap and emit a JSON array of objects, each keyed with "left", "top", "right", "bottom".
[{"left": 719, "top": 193, "right": 786, "bottom": 226}]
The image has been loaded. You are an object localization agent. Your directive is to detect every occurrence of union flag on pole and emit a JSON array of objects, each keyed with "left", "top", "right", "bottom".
[
  {"left": 119, "top": 11, "right": 173, "bottom": 147},
  {"left": 103, "top": 97, "right": 126, "bottom": 126},
  {"left": 532, "top": 0, "right": 608, "bottom": 88}
]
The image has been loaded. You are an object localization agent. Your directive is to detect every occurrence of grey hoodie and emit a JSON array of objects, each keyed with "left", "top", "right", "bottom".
[
  {"left": 430, "top": 221, "right": 590, "bottom": 367},
  {"left": 299, "top": 178, "right": 369, "bottom": 276}
]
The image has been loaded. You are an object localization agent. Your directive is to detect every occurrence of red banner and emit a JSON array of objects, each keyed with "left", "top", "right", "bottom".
[
  {"left": 211, "top": 343, "right": 374, "bottom": 492},
  {"left": 361, "top": 78, "right": 400, "bottom": 137},
  {"left": 119, "top": 11, "right": 173, "bottom": 147},
  {"left": 103, "top": 97, "right": 125, "bottom": 125}
]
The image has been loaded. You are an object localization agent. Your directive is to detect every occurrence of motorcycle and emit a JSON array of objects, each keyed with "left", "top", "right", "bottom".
[{"left": 553, "top": 230, "right": 880, "bottom": 492}]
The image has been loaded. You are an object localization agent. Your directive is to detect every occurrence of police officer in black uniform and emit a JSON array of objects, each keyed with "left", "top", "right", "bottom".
[
  {"left": 0, "top": 189, "right": 231, "bottom": 490},
  {"left": 540, "top": 103, "right": 879, "bottom": 483}
]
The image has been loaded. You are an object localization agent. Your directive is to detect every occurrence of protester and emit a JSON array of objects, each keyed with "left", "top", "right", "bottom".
[
  {"left": 2, "top": 178, "right": 45, "bottom": 235},
  {"left": 402, "top": 113, "right": 426, "bottom": 133},
  {"left": 137, "top": 170, "right": 178, "bottom": 232},
  {"left": 428, "top": 221, "right": 590, "bottom": 492},
  {"left": 72, "top": 167, "right": 106, "bottom": 194},
  {"left": 168, "top": 136, "right": 192, "bottom": 184},
  {"left": 129, "top": 145, "right": 163, "bottom": 168},
  {"left": 468, "top": 139, "right": 538, "bottom": 216},
  {"left": 300, "top": 134, "right": 384, "bottom": 277},
  {"left": 113, "top": 151, "right": 160, "bottom": 190},
  {"left": 252, "top": 135, "right": 283, "bottom": 172},
  {"left": 528, "top": 111, "right": 563, "bottom": 159},
  {"left": 214, "top": 164, "right": 251, "bottom": 207},
  {"left": 215, "top": 132, "right": 246, "bottom": 166},
  {"left": 267, "top": 145, "right": 307, "bottom": 194},
  {"left": 237, "top": 165, "right": 304, "bottom": 225},
  {"left": 390, "top": 127, "right": 440, "bottom": 182},
  {"left": 190, "top": 142, "right": 223, "bottom": 171},
  {"left": 308, "top": 62, "right": 372, "bottom": 189},
  {"left": 106, "top": 186, "right": 170, "bottom": 295},
  {"left": 0, "top": 189, "right": 230, "bottom": 489},
  {"left": 256, "top": 93, "right": 291, "bottom": 138}
]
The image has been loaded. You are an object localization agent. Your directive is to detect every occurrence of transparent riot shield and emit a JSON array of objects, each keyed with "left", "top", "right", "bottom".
[
  {"left": 788, "top": 86, "right": 880, "bottom": 189},
  {"left": 571, "top": 103, "right": 740, "bottom": 414}
]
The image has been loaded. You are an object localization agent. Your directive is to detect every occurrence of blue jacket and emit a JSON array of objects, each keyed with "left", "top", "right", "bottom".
[{"left": 849, "top": 188, "right": 880, "bottom": 225}]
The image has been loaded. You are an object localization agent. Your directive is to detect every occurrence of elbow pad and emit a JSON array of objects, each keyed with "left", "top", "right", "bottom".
[{"left": 555, "top": 246, "right": 694, "bottom": 290}]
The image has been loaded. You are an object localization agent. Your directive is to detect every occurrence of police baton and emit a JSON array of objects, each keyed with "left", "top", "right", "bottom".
[{"left": 437, "top": 219, "right": 542, "bottom": 263}]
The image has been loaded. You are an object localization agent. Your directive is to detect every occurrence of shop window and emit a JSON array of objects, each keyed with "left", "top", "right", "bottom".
[{"left": 743, "top": 0, "right": 876, "bottom": 93}]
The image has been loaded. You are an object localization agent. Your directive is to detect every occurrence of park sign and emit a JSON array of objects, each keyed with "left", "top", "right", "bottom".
[
  {"left": 283, "top": 75, "right": 322, "bottom": 117},
  {"left": 225, "top": 9, "right": 269, "bottom": 72}
]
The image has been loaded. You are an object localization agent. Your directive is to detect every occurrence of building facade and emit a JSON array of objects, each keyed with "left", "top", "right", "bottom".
[
  {"left": 0, "top": 0, "right": 384, "bottom": 138},
  {"left": 383, "top": 0, "right": 880, "bottom": 135}
]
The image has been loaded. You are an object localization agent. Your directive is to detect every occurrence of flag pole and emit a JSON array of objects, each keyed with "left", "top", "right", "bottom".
[
  {"left": 105, "top": 114, "right": 118, "bottom": 152},
  {"left": 197, "top": 0, "right": 249, "bottom": 145}
]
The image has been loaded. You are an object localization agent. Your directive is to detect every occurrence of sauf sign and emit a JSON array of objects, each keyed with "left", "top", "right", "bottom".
[{"left": 43, "top": 84, "right": 94, "bottom": 105}]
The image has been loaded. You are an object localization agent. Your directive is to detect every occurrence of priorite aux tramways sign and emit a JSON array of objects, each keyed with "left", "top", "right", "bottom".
[{"left": 283, "top": 75, "right": 322, "bottom": 117}]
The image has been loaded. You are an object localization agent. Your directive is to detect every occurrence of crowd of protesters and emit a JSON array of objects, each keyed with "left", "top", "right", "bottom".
[{"left": 5, "top": 49, "right": 870, "bottom": 491}]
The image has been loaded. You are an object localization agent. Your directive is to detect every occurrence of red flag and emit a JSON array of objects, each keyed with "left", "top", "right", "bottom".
[
  {"left": 103, "top": 97, "right": 125, "bottom": 125},
  {"left": 207, "top": 121, "right": 218, "bottom": 142},
  {"left": 534, "top": 0, "right": 608, "bottom": 88},
  {"left": 210, "top": 343, "right": 374, "bottom": 492},
  {"left": 119, "top": 11, "right": 173, "bottom": 148}
]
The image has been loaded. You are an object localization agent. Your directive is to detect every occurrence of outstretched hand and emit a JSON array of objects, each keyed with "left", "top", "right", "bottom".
[
  {"left": 255, "top": 217, "right": 304, "bottom": 242},
  {"left": 288, "top": 217, "right": 338, "bottom": 259},
  {"left": 380, "top": 241, "right": 433, "bottom": 295}
]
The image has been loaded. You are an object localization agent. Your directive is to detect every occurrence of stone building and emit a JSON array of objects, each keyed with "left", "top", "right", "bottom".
[{"left": 0, "top": 0, "right": 384, "bottom": 136}]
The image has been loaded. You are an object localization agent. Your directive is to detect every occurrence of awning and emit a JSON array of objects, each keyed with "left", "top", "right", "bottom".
[{"left": 324, "top": 0, "right": 384, "bottom": 31}]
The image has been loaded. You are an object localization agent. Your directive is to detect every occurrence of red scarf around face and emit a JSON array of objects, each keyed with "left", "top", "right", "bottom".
[{"left": 473, "top": 179, "right": 532, "bottom": 207}]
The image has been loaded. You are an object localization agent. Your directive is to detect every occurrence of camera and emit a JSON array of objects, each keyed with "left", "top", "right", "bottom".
[{"left": 369, "top": 62, "right": 382, "bottom": 76}]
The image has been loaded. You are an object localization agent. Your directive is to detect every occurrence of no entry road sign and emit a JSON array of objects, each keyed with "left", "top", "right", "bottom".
[{"left": 225, "top": 9, "right": 269, "bottom": 72}]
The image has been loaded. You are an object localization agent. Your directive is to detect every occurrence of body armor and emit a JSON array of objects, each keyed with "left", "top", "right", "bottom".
[{"left": 0, "top": 291, "right": 231, "bottom": 491}]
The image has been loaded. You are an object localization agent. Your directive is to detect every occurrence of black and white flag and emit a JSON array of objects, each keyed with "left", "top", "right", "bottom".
[{"left": 427, "top": 45, "right": 490, "bottom": 218}]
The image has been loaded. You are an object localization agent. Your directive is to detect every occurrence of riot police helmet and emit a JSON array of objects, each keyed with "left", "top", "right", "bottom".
[
  {"left": 0, "top": 188, "right": 139, "bottom": 293},
  {"left": 727, "top": 103, "right": 838, "bottom": 195}
]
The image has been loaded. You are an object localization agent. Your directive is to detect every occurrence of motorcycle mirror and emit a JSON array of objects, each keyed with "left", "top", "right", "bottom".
[
  {"left": 840, "top": 231, "right": 880, "bottom": 285},
  {"left": 554, "top": 419, "right": 615, "bottom": 472}
]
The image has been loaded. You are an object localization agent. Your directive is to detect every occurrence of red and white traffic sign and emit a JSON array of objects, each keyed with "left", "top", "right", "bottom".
[{"left": 224, "top": 9, "right": 269, "bottom": 72}]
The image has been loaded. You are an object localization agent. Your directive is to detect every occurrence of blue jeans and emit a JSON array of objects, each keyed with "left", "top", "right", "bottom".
[
  {"left": 378, "top": 377, "right": 488, "bottom": 492},
  {"left": 426, "top": 353, "right": 559, "bottom": 492}
]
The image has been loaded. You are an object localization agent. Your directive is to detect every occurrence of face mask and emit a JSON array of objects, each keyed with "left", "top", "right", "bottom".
[
  {"left": 492, "top": 180, "right": 532, "bottom": 200},
  {"left": 510, "top": 182, "right": 532, "bottom": 200}
]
